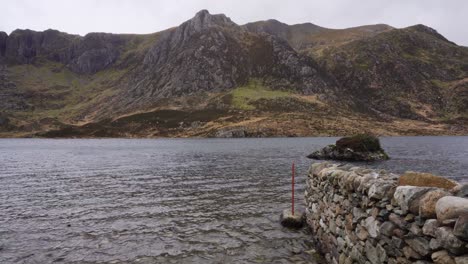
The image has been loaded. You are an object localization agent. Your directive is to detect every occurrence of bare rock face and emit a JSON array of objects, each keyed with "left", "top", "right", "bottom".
[
  {"left": 3, "top": 29, "right": 128, "bottom": 73},
  {"left": 68, "top": 33, "right": 127, "bottom": 74},
  {"left": 126, "top": 10, "right": 336, "bottom": 106}
]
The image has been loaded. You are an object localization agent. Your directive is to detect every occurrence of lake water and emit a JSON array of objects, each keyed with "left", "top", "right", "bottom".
[{"left": 0, "top": 137, "right": 467, "bottom": 263}]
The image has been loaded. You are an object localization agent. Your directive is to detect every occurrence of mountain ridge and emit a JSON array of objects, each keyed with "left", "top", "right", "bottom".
[{"left": 0, "top": 10, "right": 467, "bottom": 137}]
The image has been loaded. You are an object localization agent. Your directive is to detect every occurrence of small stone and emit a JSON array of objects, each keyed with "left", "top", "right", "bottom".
[
  {"left": 365, "top": 240, "right": 387, "bottom": 264},
  {"left": 423, "top": 219, "right": 440, "bottom": 237},
  {"left": 394, "top": 209, "right": 404, "bottom": 215},
  {"left": 405, "top": 214, "right": 415, "bottom": 222},
  {"left": 454, "top": 255, "right": 468, "bottom": 264},
  {"left": 280, "top": 209, "right": 305, "bottom": 228},
  {"left": 356, "top": 224, "right": 369, "bottom": 240},
  {"left": 392, "top": 236, "right": 405, "bottom": 249},
  {"left": 292, "top": 247, "right": 302, "bottom": 254},
  {"left": 364, "top": 216, "right": 380, "bottom": 238},
  {"left": 403, "top": 246, "right": 422, "bottom": 260},
  {"left": 397, "top": 257, "right": 412, "bottom": 264},
  {"left": 410, "top": 222, "right": 423, "bottom": 235},
  {"left": 454, "top": 214, "right": 468, "bottom": 241},
  {"left": 443, "top": 219, "right": 458, "bottom": 227},
  {"left": 393, "top": 228, "right": 407, "bottom": 238},
  {"left": 436, "top": 196, "right": 468, "bottom": 222},
  {"left": 369, "top": 183, "right": 394, "bottom": 200},
  {"left": 430, "top": 238, "right": 442, "bottom": 250},
  {"left": 432, "top": 250, "right": 456, "bottom": 264},
  {"left": 379, "top": 209, "right": 390, "bottom": 218},
  {"left": 353, "top": 207, "right": 366, "bottom": 224},
  {"left": 389, "top": 213, "right": 407, "bottom": 228},
  {"left": 405, "top": 237, "right": 430, "bottom": 257},
  {"left": 337, "top": 237, "right": 346, "bottom": 251},
  {"left": 380, "top": 221, "right": 397, "bottom": 236}
]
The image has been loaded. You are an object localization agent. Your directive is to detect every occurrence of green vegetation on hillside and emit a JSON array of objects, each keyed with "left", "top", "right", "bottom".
[{"left": 230, "top": 79, "right": 291, "bottom": 110}]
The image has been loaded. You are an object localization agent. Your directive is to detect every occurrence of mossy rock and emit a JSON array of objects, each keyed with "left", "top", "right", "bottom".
[
  {"left": 399, "top": 171, "right": 459, "bottom": 190},
  {"left": 336, "top": 134, "right": 383, "bottom": 152}
]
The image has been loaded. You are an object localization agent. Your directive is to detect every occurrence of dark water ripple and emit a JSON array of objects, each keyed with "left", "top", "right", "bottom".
[{"left": 0, "top": 137, "right": 467, "bottom": 263}]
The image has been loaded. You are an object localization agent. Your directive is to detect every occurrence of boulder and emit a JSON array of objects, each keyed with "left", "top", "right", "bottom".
[
  {"left": 436, "top": 196, "right": 468, "bottom": 222},
  {"left": 419, "top": 189, "right": 451, "bottom": 218},
  {"left": 399, "top": 171, "right": 459, "bottom": 190},
  {"left": 307, "top": 134, "right": 389, "bottom": 162},
  {"left": 394, "top": 186, "right": 435, "bottom": 214}
]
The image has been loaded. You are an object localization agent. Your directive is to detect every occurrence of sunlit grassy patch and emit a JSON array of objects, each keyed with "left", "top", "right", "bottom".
[{"left": 230, "top": 79, "right": 291, "bottom": 110}]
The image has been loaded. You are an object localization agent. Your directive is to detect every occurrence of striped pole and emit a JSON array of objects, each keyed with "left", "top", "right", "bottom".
[{"left": 292, "top": 161, "right": 295, "bottom": 216}]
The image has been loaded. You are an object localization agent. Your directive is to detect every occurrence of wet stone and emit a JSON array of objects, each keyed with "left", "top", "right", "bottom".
[{"left": 280, "top": 209, "right": 305, "bottom": 229}]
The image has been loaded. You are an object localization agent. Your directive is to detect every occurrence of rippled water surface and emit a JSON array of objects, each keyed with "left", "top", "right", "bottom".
[{"left": 1, "top": 137, "right": 467, "bottom": 263}]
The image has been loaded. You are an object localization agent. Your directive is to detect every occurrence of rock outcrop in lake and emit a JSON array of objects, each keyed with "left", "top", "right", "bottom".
[{"left": 307, "top": 134, "right": 389, "bottom": 161}]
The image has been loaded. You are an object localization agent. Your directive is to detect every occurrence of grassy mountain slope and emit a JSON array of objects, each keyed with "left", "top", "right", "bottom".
[
  {"left": 0, "top": 11, "right": 467, "bottom": 137},
  {"left": 316, "top": 25, "right": 468, "bottom": 121}
]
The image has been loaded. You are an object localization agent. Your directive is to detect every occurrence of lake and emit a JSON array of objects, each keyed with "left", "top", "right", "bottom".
[{"left": 0, "top": 137, "right": 467, "bottom": 263}]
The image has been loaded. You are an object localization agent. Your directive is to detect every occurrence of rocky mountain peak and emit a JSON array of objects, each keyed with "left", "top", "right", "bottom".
[
  {"left": 187, "top": 9, "right": 237, "bottom": 32},
  {"left": 406, "top": 24, "right": 451, "bottom": 43}
]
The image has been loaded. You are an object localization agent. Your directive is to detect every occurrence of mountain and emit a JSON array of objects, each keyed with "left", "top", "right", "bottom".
[
  {"left": 244, "top": 20, "right": 393, "bottom": 56},
  {"left": 0, "top": 10, "right": 467, "bottom": 137}
]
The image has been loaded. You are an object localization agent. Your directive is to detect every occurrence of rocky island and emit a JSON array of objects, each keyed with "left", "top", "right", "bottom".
[{"left": 307, "top": 134, "right": 390, "bottom": 161}]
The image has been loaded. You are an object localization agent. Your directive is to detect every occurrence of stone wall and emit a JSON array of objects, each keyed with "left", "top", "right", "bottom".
[{"left": 305, "top": 162, "right": 468, "bottom": 264}]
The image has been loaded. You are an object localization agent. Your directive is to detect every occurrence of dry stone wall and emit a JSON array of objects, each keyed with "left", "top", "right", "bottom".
[{"left": 305, "top": 162, "right": 468, "bottom": 264}]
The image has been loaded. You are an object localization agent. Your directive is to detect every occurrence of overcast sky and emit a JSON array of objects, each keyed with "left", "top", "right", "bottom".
[{"left": 1, "top": 0, "right": 467, "bottom": 46}]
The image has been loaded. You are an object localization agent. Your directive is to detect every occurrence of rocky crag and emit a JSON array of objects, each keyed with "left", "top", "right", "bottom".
[
  {"left": 306, "top": 162, "right": 468, "bottom": 264},
  {"left": 0, "top": 10, "right": 467, "bottom": 137}
]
